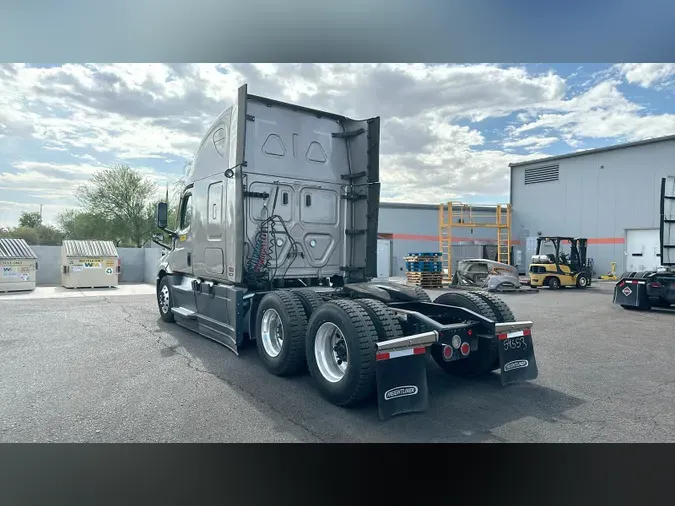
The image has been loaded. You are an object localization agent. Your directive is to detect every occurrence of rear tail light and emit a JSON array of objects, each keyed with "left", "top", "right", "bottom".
[
  {"left": 460, "top": 342, "right": 470, "bottom": 356},
  {"left": 117, "top": 258, "right": 121, "bottom": 274},
  {"left": 651, "top": 281, "right": 662, "bottom": 288},
  {"left": 442, "top": 345, "right": 453, "bottom": 361}
]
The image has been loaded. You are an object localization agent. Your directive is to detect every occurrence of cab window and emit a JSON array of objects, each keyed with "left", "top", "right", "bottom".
[{"left": 180, "top": 193, "right": 193, "bottom": 229}]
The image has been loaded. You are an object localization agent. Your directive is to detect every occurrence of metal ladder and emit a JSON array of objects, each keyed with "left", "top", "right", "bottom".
[
  {"left": 438, "top": 203, "right": 453, "bottom": 283},
  {"left": 496, "top": 204, "right": 512, "bottom": 265}
]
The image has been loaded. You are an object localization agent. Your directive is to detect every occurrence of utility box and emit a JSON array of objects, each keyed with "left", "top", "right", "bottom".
[
  {"left": 61, "top": 240, "right": 119, "bottom": 289},
  {"left": 0, "top": 238, "right": 38, "bottom": 293}
]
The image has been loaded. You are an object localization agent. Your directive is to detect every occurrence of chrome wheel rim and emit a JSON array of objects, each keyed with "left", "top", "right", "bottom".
[
  {"left": 579, "top": 276, "right": 587, "bottom": 286},
  {"left": 314, "top": 322, "right": 349, "bottom": 383},
  {"left": 159, "top": 285, "right": 170, "bottom": 314},
  {"left": 261, "top": 309, "right": 284, "bottom": 358}
]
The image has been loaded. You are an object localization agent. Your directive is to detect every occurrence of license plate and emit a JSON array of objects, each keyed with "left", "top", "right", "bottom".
[{"left": 497, "top": 329, "right": 538, "bottom": 385}]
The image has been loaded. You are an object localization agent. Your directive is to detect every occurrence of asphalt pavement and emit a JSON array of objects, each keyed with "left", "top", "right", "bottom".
[{"left": 1, "top": 282, "right": 674, "bottom": 442}]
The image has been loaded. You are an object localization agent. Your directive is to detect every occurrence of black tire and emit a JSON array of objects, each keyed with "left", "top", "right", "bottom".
[
  {"left": 391, "top": 281, "right": 432, "bottom": 302},
  {"left": 255, "top": 291, "right": 308, "bottom": 376},
  {"left": 473, "top": 291, "right": 516, "bottom": 322},
  {"left": 293, "top": 289, "right": 325, "bottom": 319},
  {"left": 411, "top": 285, "right": 432, "bottom": 302},
  {"left": 157, "top": 276, "right": 175, "bottom": 323},
  {"left": 430, "top": 292, "right": 498, "bottom": 377},
  {"left": 305, "top": 299, "right": 380, "bottom": 406},
  {"left": 355, "top": 298, "right": 404, "bottom": 342},
  {"left": 472, "top": 291, "right": 515, "bottom": 371},
  {"left": 548, "top": 277, "right": 561, "bottom": 289},
  {"left": 576, "top": 274, "right": 589, "bottom": 289}
]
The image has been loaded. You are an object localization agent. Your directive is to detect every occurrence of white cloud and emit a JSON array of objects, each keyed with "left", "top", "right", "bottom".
[
  {"left": 2, "top": 63, "right": 675, "bottom": 227},
  {"left": 508, "top": 80, "right": 675, "bottom": 145},
  {"left": 616, "top": 63, "right": 675, "bottom": 88},
  {"left": 503, "top": 135, "right": 558, "bottom": 150}
]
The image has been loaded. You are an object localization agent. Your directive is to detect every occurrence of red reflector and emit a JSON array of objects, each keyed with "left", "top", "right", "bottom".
[
  {"left": 442, "top": 345, "right": 453, "bottom": 360},
  {"left": 413, "top": 346, "right": 426, "bottom": 355},
  {"left": 467, "top": 329, "right": 472, "bottom": 336},
  {"left": 651, "top": 282, "right": 662, "bottom": 288},
  {"left": 376, "top": 352, "right": 389, "bottom": 361},
  {"left": 523, "top": 328, "right": 531, "bottom": 336},
  {"left": 498, "top": 333, "right": 507, "bottom": 341},
  {"left": 460, "top": 342, "right": 470, "bottom": 356}
]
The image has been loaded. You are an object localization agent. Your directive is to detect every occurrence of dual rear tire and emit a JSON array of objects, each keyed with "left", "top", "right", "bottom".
[
  {"left": 255, "top": 288, "right": 519, "bottom": 405},
  {"left": 254, "top": 290, "right": 405, "bottom": 407}
]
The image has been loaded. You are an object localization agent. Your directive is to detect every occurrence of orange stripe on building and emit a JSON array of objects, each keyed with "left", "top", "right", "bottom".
[
  {"left": 382, "top": 233, "right": 522, "bottom": 245},
  {"left": 587, "top": 237, "right": 625, "bottom": 244}
]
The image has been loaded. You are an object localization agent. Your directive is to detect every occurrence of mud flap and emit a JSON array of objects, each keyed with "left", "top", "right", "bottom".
[
  {"left": 375, "top": 347, "right": 429, "bottom": 420},
  {"left": 497, "top": 328, "right": 538, "bottom": 386}
]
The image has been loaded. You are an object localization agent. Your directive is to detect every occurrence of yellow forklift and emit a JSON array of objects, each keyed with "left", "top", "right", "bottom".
[{"left": 528, "top": 236, "right": 593, "bottom": 289}]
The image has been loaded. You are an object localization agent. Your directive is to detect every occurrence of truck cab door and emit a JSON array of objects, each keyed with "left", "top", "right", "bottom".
[{"left": 172, "top": 190, "right": 194, "bottom": 275}]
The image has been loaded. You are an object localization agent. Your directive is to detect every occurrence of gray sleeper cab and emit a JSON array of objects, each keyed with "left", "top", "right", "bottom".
[{"left": 154, "top": 84, "right": 538, "bottom": 419}]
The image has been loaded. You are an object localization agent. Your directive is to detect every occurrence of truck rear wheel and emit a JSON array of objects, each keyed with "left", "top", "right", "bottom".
[
  {"left": 410, "top": 285, "right": 432, "bottom": 302},
  {"left": 430, "top": 292, "right": 499, "bottom": 377},
  {"left": 391, "top": 282, "right": 432, "bottom": 302},
  {"left": 473, "top": 291, "right": 516, "bottom": 322},
  {"left": 255, "top": 291, "right": 308, "bottom": 376},
  {"left": 157, "top": 276, "right": 175, "bottom": 323},
  {"left": 355, "top": 298, "right": 404, "bottom": 342},
  {"left": 472, "top": 291, "right": 515, "bottom": 371},
  {"left": 293, "top": 289, "right": 325, "bottom": 319},
  {"left": 305, "top": 299, "right": 380, "bottom": 406}
]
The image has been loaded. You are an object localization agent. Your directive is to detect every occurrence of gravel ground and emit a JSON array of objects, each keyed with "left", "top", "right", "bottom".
[{"left": 1, "top": 282, "right": 674, "bottom": 442}]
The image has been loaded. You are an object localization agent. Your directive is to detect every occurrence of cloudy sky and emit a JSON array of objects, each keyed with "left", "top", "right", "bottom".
[{"left": 2, "top": 62, "right": 675, "bottom": 228}]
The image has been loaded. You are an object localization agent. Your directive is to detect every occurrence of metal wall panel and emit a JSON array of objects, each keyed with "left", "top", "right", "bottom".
[{"left": 511, "top": 139, "right": 675, "bottom": 274}]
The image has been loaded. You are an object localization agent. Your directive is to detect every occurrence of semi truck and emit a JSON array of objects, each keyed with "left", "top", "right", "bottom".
[
  {"left": 613, "top": 176, "right": 675, "bottom": 311},
  {"left": 153, "top": 84, "right": 539, "bottom": 419}
]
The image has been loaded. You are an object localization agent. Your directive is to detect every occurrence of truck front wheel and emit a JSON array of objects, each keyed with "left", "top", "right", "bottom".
[
  {"left": 157, "top": 276, "right": 175, "bottom": 323},
  {"left": 255, "top": 291, "right": 308, "bottom": 376},
  {"left": 305, "top": 300, "right": 379, "bottom": 407}
]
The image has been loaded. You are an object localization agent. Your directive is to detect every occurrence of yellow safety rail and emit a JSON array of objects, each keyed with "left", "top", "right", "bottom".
[{"left": 438, "top": 202, "right": 512, "bottom": 282}]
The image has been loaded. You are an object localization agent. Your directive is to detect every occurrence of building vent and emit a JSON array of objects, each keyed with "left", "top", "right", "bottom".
[{"left": 524, "top": 164, "right": 559, "bottom": 185}]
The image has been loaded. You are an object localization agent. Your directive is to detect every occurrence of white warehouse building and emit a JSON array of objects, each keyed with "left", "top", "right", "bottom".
[{"left": 509, "top": 134, "right": 675, "bottom": 276}]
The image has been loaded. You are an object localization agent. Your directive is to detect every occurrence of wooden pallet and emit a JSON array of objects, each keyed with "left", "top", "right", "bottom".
[
  {"left": 404, "top": 256, "right": 442, "bottom": 263},
  {"left": 405, "top": 271, "right": 443, "bottom": 288},
  {"left": 405, "top": 280, "right": 443, "bottom": 288},
  {"left": 405, "top": 272, "right": 443, "bottom": 278}
]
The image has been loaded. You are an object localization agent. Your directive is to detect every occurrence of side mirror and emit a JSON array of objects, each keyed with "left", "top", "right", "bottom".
[{"left": 156, "top": 202, "right": 168, "bottom": 229}]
